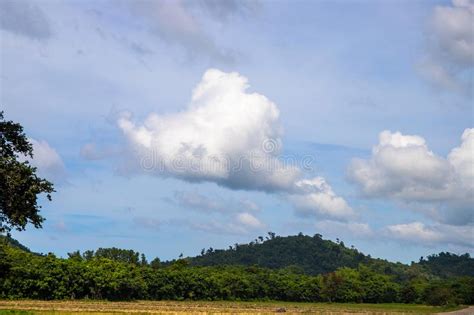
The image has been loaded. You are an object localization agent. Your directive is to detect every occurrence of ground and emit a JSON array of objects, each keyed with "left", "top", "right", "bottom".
[{"left": 0, "top": 300, "right": 468, "bottom": 314}]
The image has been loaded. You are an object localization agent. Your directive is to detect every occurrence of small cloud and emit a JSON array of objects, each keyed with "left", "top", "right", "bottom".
[
  {"left": 28, "top": 138, "right": 66, "bottom": 182},
  {"left": 289, "top": 177, "right": 356, "bottom": 221},
  {"left": 236, "top": 212, "right": 264, "bottom": 229},
  {"left": 238, "top": 199, "right": 261, "bottom": 212},
  {"left": 384, "top": 222, "right": 473, "bottom": 248}
]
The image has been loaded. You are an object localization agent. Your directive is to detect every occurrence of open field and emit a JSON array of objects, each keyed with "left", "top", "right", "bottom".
[{"left": 0, "top": 300, "right": 467, "bottom": 314}]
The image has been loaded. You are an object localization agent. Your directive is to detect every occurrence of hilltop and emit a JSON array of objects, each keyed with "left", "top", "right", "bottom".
[
  {"left": 188, "top": 233, "right": 473, "bottom": 279},
  {"left": 0, "top": 235, "right": 31, "bottom": 253},
  {"left": 190, "top": 233, "right": 371, "bottom": 274}
]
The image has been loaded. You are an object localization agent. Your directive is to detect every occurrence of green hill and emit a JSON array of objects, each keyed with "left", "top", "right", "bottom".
[
  {"left": 0, "top": 235, "right": 31, "bottom": 253},
  {"left": 419, "top": 252, "right": 474, "bottom": 278},
  {"left": 190, "top": 233, "right": 370, "bottom": 274},
  {"left": 189, "top": 232, "right": 473, "bottom": 279}
]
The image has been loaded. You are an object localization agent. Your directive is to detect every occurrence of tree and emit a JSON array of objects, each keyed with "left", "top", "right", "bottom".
[
  {"left": 67, "top": 250, "right": 83, "bottom": 261},
  {"left": 0, "top": 242, "right": 12, "bottom": 277},
  {"left": 267, "top": 231, "right": 276, "bottom": 240},
  {"left": 0, "top": 111, "right": 54, "bottom": 234},
  {"left": 150, "top": 257, "right": 161, "bottom": 269},
  {"left": 94, "top": 247, "right": 140, "bottom": 265},
  {"left": 140, "top": 253, "right": 148, "bottom": 266}
]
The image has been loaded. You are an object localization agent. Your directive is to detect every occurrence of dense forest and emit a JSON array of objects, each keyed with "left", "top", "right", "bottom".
[
  {"left": 190, "top": 233, "right": 474, "bottom": 279},
  {"left": 190, "top": 233, "right": 370, "bottom": 274},
  {"left": 1, "top": 234, "right": 473, "bottom": 306}
]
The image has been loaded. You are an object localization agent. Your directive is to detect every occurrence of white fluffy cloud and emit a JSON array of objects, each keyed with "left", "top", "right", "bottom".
[
  {"left": 28, "top": 138, "right": 66, "bottom": 181},
  {"left": 236, "top": 212, "right": 264, "bottom": 229},
  {"left": 119, "top": 68, "right": 299, "bottom": 192},
  {"left": 385, "top": 222, "right": 473, "bottom": 248},
  {"left": 348, "top": 129, "right": 473, "bottom": 225},
  {"left": 290, "top": 177, "right": 356, "bottom": 221},
  {"left": 119, "top": 69, "right": 353, "bottom": 222},
  {"left": 418, "top": 0, "right": 474, "bottom": 92}
]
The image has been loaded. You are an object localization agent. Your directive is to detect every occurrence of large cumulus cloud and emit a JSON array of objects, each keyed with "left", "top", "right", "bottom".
[
  {"left": 119, "top": 69, "right": 355, "bottom": 221},
  {"left": 118, "top": 69, "right": 299, "bottom": 192},
  {"left": 348, "top": 129, "right": 473, "bottom": 225}
]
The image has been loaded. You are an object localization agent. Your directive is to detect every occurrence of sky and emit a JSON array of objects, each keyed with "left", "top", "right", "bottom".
[{"left": 0, "top": 0, "right": 473, "bottom": 263}]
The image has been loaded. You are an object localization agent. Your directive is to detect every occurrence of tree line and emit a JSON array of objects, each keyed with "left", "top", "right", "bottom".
[{"left": 1, "top": 239, "right": 473, "bottom": 306}]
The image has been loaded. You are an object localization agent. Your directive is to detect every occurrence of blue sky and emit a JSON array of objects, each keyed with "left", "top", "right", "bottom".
[{"left": 1, "top": 0, "right": 473, "bottom": 263}]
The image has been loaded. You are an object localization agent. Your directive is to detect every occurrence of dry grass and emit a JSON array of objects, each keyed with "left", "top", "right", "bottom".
[{"left": 0, "top": 300, "right": 465, "bottom": 314}]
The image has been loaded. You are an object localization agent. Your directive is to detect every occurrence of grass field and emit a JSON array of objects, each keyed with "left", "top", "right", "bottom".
[{"left": 0, "top": 300, "right": 466, "bottom": 314}]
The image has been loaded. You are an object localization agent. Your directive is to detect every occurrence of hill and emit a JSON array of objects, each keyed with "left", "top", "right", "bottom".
[
  {"left": 190, "top": 233, "right": 371, "bottom": 274},
  {"left": 0, "top": 235, "right": 31, "bottom": 253},
  {"left": 419, "top": 252, "right": 474, "bottom": 278},
  {"left": 189, "top": 232, "right": 473, "bottom": 278}
]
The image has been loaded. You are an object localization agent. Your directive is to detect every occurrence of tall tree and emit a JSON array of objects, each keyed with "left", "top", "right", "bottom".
[{"left": 0, "top": 111, "right": 54, "bottom": 234}]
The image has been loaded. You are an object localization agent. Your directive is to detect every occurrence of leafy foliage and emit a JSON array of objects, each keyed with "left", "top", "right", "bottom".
[
  {"left": 418, "top": 253, "right": 474, "bottom": 278},
  {"left": 0, "top": 236, "right": 473, "bottom": 305},
  {"left": 190, "top": 233, "right": 474, "bottom": 282},
  {"left": 0, "top": 235, "right": 31, "bottom": 252},
  {"left": 190, "top": 233, "right": 370, "bottom": 274},
  {"left": 0, "top": 111, "right": 54, "bottom": 234},
  {"left": 69, "top": 247, "right": 144, "bottom": 265}
]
